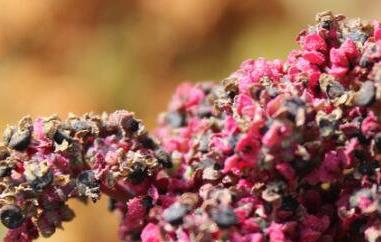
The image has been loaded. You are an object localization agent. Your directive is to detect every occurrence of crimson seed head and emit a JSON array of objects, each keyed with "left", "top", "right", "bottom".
[
  {"left": 0, "top": 205, "right": 25, "bottom": 229},
  {"left": 4, "top": 11, "right": 381, "bottom": 242}
]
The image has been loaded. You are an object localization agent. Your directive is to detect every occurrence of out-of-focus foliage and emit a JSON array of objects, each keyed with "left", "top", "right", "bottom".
[{"left": 0, "top": 0, "right": 379, "bottom": 241}]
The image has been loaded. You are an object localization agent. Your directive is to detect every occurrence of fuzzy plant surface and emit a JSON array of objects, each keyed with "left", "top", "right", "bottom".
[{"left": 2, "top": 11, "right": 381, "bottom": 242}]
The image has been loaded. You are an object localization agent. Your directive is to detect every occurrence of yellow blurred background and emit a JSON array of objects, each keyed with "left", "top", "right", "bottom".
[{"left": 0, "top": 0, "right": 380, "bottom": 241}]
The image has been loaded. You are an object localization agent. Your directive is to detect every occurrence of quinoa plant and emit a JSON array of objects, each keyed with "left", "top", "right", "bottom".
[{"left": 2, "top": 11, "right": 381, "bottom": 242}]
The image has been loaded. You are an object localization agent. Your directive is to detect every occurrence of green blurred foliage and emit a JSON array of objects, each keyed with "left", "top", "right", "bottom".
[{"left": 0, "top": 0, "right": 379, "bottom": 241}]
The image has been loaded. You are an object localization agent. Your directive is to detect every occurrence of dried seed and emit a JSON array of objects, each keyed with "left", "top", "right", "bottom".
[
  {"left": 53, "top": 130, "right": 72, "bottom": 144},
  {"left": 345, "top": 32, "right": 368, "bottom": 44},
  {"left": 0, "top": 166, "right": 11, "bottom": 177},
  {"left": 128, "top": 162, "right": 148, "bottom": 184},
  {"left": 121, "top": 117, "right": 140, "bottom": 134},
  {"left": 354, "top": 81, "right": 376, "bottom": 107},
  {"left": 326, "top": 81, "right": 345, "bottom": 99},
  {"left": 0, "top": 205, "right": 25, "bottom": 229},
  {"left": 0, "top": 146, "right": 10, "bottom": 161},
  {"left": 358, "top": 161, "right": 379, "bottom": 176},
  {"left": 281, "top": 196, "right": 299, "bottom": 211},
  {"left": 60, "top": 205, "right": 75, "bottom": 222},
  {"left": 141, "top": 196, "right": 153, "bottom": 212},
  {"left": 165, "top": 111, "right": 186, "bottom": 128},
  {"left": 71, "top": 120, "right": 91, "bottom": 132},
  {"left": 211, "top": 207, "right": 237, "bottom": 229},
  {"left": 284, "top": 98, "right": 306, "bottom": 125},
  {"left": 8, "top": 129, "right": 31, "bottom": 151},
  {"left": 198, "top": 134, "right": 209, "bottom": 153},
  {"left": 374, "top": 132, "right": 381, "bottom": 151},
  {"left": 318, "top": 118, "right": 337, "bottom": 137},
  {"left": 138, "top": 135, "right": 157, "bottom": 149},
  {"left": 77, "top": 170, "right": 99, "bottom": 189},
  {"left": 30, "top": 170, "right": 54, "bottom": 191},
  {"left": 154, "top": 149, "right": 173, "bottom": 168},
  {"left": 108, "top": 198, "right": 117, "bottom": 212},
  {"left": 163, "top": 203, "right": 188, "bottom": 225}
]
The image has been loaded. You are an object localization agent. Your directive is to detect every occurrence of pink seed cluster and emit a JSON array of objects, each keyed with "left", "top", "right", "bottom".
[{"left": 2, "top": 11, "right": 381, "bottom": 242}]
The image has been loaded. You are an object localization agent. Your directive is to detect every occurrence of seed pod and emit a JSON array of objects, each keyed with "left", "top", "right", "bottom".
[
  {"left": 141, "top": 196, "right": 153, "bottom": 212},
  {"left": 165, "top": 111, "right": 186, "bottom": 128},
  {"left": 281, "top": 196, "right": 299, "bottom": 211},
  {"left": 30, "top": 170, "right": 54, "bottom": 192},
  {"left": 121, "top": 116, "right": 140, "bottom": 134},
  {"left": 138, "top": 135, "right": 157, "bottom": 149},
  {"left": 163, "top": 203, "right": 188, "bottom": 225},
  {"left": 374, "top": 133, "right": 381, "bottom": 151},
  {"left": 128, "top": 162, "right": 148, "bottom": 184},
  {"left": 326, "top": 81, "right": 345, "bottom": 99},
  {"left": 0, "top": 205, "right": 25, "bottom": 229},
  {"left": 77, "top": 170, "right": 99, "bottom": 189},
  {"left": 154, "top": 149, "right": 173, "bottom": 168},
  {"left": 211, "top": 207, "right": 237, "bottom": 229},
  {"left": 108, "top": 198, "right": 117, "bottom": 212},
  {"left": 358, "top": 161, "right": 379, "bottom": 176},
  {"left": 53, "top": 130, "right": 72, "bottom": 144},
  {"left": 8, "top": 129, "right": 31, "bottom": 151},
  {"left": 354, "top": 81, "right": 376, "bottom": 107},
  {"left": 0, "top": 146, "right": 10, "bottom": 161}
]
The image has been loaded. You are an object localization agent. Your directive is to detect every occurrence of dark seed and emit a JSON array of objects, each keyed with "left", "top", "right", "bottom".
[
  {"left": 163, "top": 203, "right": 188, "bottom": 225},
  {"left": 320, "top": 20, "right": 331, "bottom": 29},
  {"left": 0, "top": 147, "right": 10, "bottom": 161},
  {"left": 197, "top": 105, "right": 212, "bottom": 118},
  {"left": 138, "top": 135, "right": 157, "bottom": 150},
  {"left": 165, "top": 111, "right": 186, "bottom": 128},
  {"left": 53, "top": 130, "right": 72, "bottom": 144},
  {"left": 108, "top": 198, "right": 117, "bottom": 212},
  {"left": 0, "top": 205, "right": 25, "bottom": 229},
  {"left": 154, "top": 149, "right": 173, "bottom": 168},
  {"left": 354, "top": 81, "right": 376, "bottom": 107},
  {"left": 199, "top": 134, "right": 209, "bottom": 153},
  {"left": 128, "top": 163, "right": 148, "bottom": 184},
  {"left": 281, "top": 196, "right": 299, "bottom": 211},
  {"left": 8, "top": 130, "right": 31, "bottom": 151},
  {"left": 359, "top": 56, "right": 369, "bottom": 67},
  {"left": 71, "top": 120, "right": 91, "bottom": 132},
  {"left": 78, "top": 170, "right": 99, "bottom": 188},
  {"left": 0, "top": 167, "right": 11, "bottom": 177},
  {"left": 211, "top": 207, "right": 237, "bottom": 229},
  {"left": 374, "top": 133, "right": 381, "bottom": 151},
  {"left": 121, "top": 117, "right": 140, "bottom": 134},
  {"left": 283, "top": 98, "right": 306, "bottom": 123},
  {"left": 326, "top": 81, "right": 345, "bottom": 99},
  {"left": 30, "top": 170, "right": 54, "bottom": 191},
  {"left": 141, "top": 196, "right": 153, "bottom": 212},
  {"left": 291, "top": 159, "right": 314, "bottom": 174},
  {"left": 358, "top": 161, "right": 379, "bottom": 176},
  {"left": 266, "top": 87, "right": 278, "bottom": 98},
  {"left": 61, "top": 205, "right": 75, "bottom": 222},
  {"left": 346, "top": 32, "right": 368, "bottom": 44},
  {"left": 318, "top": 118, "right": 337, "bottom": 138}
]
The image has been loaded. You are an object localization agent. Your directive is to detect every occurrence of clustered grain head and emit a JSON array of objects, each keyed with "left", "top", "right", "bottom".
[
  {"left": 3, "top": 11, "right": 381, "bottom": 242},
  {"left": 0, "top": 111, "right": 169, "bottom": 242}
]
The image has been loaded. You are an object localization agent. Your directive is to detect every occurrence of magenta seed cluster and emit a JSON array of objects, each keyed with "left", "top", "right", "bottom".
[{"left": 2, "top": 11, "right": 381, "bottom": 242}]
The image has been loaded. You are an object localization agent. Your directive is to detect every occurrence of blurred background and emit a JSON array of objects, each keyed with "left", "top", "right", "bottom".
[{"left": 0, "top": 0, "right": 380, "bottom": 241}]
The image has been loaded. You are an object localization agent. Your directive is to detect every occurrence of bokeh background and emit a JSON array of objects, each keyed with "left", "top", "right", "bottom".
[{"left": 0, "top": 0, "right": 380, "bottom": 241}]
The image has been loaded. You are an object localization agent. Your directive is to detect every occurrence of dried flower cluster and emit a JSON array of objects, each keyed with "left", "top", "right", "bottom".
[{"left": 2, "top": 11, "right": 381, "bottom": 242}]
